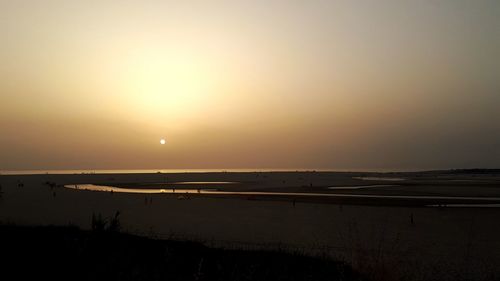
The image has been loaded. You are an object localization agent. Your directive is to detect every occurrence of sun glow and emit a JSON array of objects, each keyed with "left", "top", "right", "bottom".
[{"left": 121, "top": 47, "right": 220, "bottom": 119}]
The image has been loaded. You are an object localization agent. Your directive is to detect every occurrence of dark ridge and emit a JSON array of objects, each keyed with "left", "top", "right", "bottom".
[
  {"left": 0, "top": 223, "right": 365, "bottom": 281},
  {"left": 444, "top": 169, "right": 500, "bottom": 174}
]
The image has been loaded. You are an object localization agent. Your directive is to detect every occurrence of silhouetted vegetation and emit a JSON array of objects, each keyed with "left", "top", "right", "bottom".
[
  {"left": 91, "top": 211, "right": 121, "bottom": 232},
  {"left": 0, "top": 223, "right": 365, "bottom": 281}
]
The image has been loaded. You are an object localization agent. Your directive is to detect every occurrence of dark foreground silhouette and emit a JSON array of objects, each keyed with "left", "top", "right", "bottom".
[{"left": 0, "top": 223, "right": 364, "bottom": 281}]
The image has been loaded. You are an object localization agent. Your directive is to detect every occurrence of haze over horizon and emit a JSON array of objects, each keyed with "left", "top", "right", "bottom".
[{"left": 1, "top": 0, "right": 499, "bottom": 171}]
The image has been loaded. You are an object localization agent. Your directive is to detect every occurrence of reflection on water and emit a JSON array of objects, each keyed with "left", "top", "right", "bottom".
[
  {"left": 328, "top": 185, "right": 399, "bottom": 190},
  {"left": 66, "top": 184, "right": 200, "bottom": 194},
  {"left": 65, "top": 184, "right": 500, "bottom": 203},
  {"left": 172, "top": 182, "right": 238, "bottom": 184},
  {"left": 354, "top": 177, "right": 406, "bottom": 181}
]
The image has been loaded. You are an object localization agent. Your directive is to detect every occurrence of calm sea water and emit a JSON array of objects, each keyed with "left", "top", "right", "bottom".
[{"left": 0, "top": 168, "right": 361, "bottom": 175}]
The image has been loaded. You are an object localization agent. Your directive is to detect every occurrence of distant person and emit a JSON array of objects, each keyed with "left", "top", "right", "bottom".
[{"left": 410, "top": 213, "right": 414, "bottom": 225}]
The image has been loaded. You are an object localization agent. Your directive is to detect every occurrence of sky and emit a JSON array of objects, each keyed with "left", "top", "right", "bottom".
[{"left": 1, "top": 0, "right": 499, "bottom": 171}]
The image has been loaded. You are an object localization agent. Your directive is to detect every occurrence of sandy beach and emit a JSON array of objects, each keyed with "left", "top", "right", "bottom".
[{"left": 2, "top": 170, "right": 500, "bottom": 280}]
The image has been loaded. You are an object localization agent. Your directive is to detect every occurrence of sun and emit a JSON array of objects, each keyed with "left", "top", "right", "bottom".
[{"left": 160, "top": 139, "right": 166, "bottom": 145}]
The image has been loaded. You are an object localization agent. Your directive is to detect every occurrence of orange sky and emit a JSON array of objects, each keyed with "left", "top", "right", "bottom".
[{"left": 1, "top": 0, "right": 499, "bottom": 170}]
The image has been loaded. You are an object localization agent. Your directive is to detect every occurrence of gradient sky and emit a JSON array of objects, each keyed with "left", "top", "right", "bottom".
[{"left": 1, "top": 0, "right": 499, "bottom": 171}]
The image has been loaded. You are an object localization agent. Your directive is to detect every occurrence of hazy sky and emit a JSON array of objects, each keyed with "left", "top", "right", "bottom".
[{"left": 1, "top": 0, "right": 499, "bottom": 171}]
